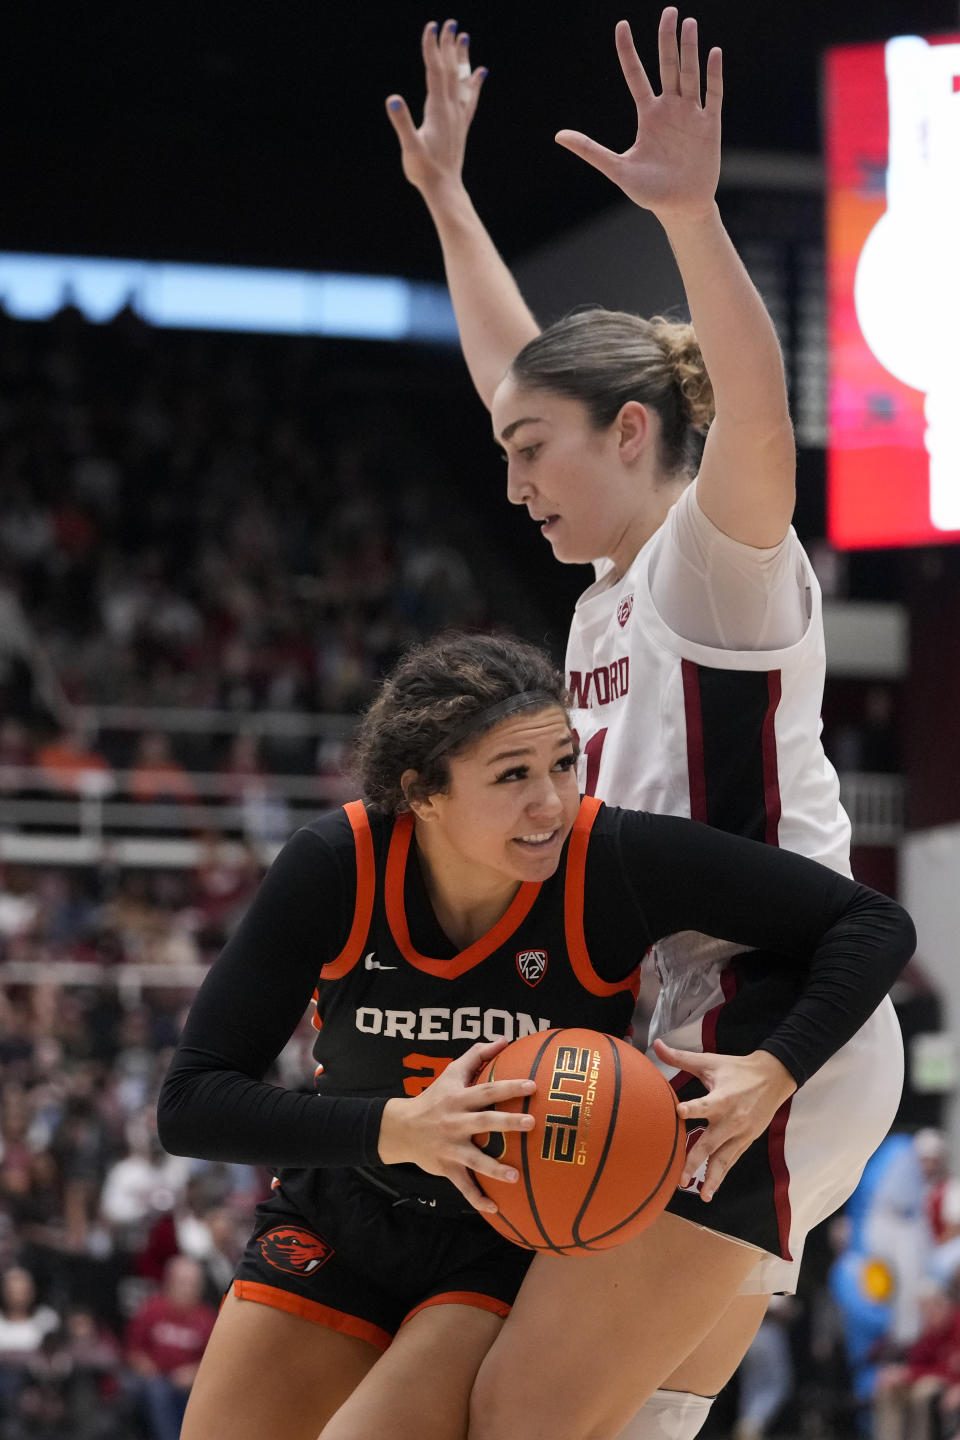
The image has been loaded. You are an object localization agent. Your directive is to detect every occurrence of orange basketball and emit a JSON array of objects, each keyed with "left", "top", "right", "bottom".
[{"left": 473, "top": 1027, "right": 684, "bottom": 1253}]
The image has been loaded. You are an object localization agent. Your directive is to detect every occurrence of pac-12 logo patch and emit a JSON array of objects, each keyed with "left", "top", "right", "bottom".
[
  {"left": 258, "top": 1226, "right": 334, "bottom": 1275},
  {"left": 516, "top": 949, "right": 548, "bottom": 987},
  {"left": 616, "top": 594, "right": 634, "bottom": 628}
]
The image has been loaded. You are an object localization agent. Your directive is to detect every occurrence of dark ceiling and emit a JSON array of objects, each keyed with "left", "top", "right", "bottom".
[{"left": 1, "top": 0, "right": 958, "bottom": 278}]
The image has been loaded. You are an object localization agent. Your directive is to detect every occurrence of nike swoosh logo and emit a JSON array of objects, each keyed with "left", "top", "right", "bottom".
[{"left": 364, "top": 952, "right": 397, "bottom": 971}]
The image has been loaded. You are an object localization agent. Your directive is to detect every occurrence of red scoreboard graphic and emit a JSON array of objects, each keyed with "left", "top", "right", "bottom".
[{"left": 825, "top": 33, "right": 960, "bottom": 549}]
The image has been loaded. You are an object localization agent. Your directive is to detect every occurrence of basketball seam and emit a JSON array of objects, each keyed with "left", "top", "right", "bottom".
[
  {"left": 572, "top": 1032, "right": 621, "bottom": 1248},
  {"left": 520, "top": 1029, "right": 568, "bottom": 1255},
  {"left": 578, "top": 1090, "right": 684, "bottom": 1247}
]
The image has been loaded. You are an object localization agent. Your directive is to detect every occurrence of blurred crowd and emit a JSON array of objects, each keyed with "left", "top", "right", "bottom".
[
  {"left": 0, "top": 307, "right": 501, "bottom": 757},
  {"left": 0, "top": 965, "right": 314, "bottom": 1438}
]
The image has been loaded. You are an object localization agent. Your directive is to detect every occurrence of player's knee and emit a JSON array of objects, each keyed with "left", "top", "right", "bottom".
[
  {"left": 615, "top": 1388, "right": 714, "bottom": 1440},
  {"left": 468, "top": 1363, "right": 515, "bottom": 1440}
]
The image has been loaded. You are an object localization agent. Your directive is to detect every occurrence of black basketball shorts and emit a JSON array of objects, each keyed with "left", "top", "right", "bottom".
[{"left": 231, "top": 1166, "right": 534, "bottom": 1351}]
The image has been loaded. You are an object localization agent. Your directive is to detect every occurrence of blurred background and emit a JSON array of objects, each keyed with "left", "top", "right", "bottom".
[{"left": 1, "top": 1, "right": 959, "bottom": 1435}]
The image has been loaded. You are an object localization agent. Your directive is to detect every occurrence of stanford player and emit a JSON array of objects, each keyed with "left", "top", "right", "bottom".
[{"left": 386, "top": 10, "right": 905, "bottom": 1437}]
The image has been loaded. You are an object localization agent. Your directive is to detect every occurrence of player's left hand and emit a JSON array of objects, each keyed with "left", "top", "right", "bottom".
[
  {"left": 555, "top": 8, "right": 721, "bottom": 225},
  {"left": 653, "top": 1039, "right": 797, "bottom": 1202},
  {"left": 385, "top": 19, "right": 486, "bottom": 203}
]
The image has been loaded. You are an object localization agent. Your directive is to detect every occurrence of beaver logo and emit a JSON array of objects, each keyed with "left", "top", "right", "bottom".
[{"left": 258, "top": 1226, "right": 333, "bottom": 1275}]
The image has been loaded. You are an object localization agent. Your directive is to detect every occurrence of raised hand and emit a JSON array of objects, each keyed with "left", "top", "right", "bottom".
[
  {"left": 653, "top": 1039, "right": 797, "bottom": 1202},
  {"left": 556, "top": 8, "right": 722, "bottom": 224},
  {"left": 386, "top": 19, "right": 487, "bottom": 201},
  {"left": 378, "top": 1038, "right": 536, "bottom": 1214}
]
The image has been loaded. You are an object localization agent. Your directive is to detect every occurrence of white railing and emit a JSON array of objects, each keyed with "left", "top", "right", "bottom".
[
  {"left": 0, "top": 958, "right": 209, "bottom": 1005},
  {"left": 72, "top": 705, "right": 357, "bottom": 740},
  {"left": 0, "top": 764, "right": 353, "bottom": 866},
  {"left": 838, "top": 772, "right": 906, "bottom": 847}
]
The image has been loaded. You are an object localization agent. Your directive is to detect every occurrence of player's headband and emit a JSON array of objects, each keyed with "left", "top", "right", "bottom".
[{"left": 421, "top": 690, "right": 560, "bottom": 767}]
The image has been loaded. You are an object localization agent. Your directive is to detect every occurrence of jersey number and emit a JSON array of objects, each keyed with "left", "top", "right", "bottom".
[
  {"left": 573, "top": 727, "right": 608, "bottom": 797},
  {"left": 402, "top": 1053, "right": 454, "bottom": 1096}
]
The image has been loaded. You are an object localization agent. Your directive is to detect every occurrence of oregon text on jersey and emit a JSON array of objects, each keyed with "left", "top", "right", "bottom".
[{"left": 353, "top": 1005, "right": 552, "bottom": 1043}]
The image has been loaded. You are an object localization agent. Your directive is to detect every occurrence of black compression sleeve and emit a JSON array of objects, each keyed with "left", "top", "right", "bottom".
[
  {"left": 157, "top": 824, "right": 387, "bottom": 1168},
  {"left": 605, "top": 808, "right": 915, "bottom": 1086}
]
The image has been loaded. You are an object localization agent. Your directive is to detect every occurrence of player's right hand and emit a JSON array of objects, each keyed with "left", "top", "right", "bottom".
[
  {"left": 378, "top": 1039, "right": 536, "bottom": 1214},
  {"left": 385, "top": 19, "right": 486, "bottom": 200}
]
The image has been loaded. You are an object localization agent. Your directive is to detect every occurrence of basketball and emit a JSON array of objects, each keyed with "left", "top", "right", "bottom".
[{"left": 473, "top": 1027, "right": 684, "bottom": 1254}]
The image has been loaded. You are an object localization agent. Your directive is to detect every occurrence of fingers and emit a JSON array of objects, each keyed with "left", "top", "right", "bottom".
[
  {"left": 652, "top": 1037, "right": 703, "bottom": 1077},
  {"left": 453, "top": 1035, "right": 514, "bottom": 1082},
  {"left": 554, "top": 129, "right": 621, "bottom": 183},
  {"left": 421, "top": 19, "right": 449, "bottom": 98},
  {"left": 613, "top": 19, "right": 654, "bottom": 105},
  {"left": 439, "top": 18, "right": 462, "bottom": 102},
  {"left": 422, "top": 18, "right": 463, "bottom": 104},
  {"left": 704, "top": 45, "right": 723, "bottom": 116},
  {"left": 470, "top": 1076, "right": 536, "bottom": 1110},
  {"left": 384, "top": 93, "right": 416, "bottom": 146},
  {"left": 416, "top": 19, "right": 486, "bottom": 119},
  {"left": 449, "top": 1166, "right": 501, "bottom": 1215},
  {"left": 683, "top": 1129, "right": 745, "bottom": 1202},
  {"left": 456, "top": 29, "right": 473, "bottom": 101},
  {"left": 678, "top": 16, "right": 701, "bottom": 103},
  {"left": 421, "top": 19, "right": 442, "bottom": 86},
  {"left": 656, "top": 8, "right": 707, "bottom": 107},
  {"left": 657, "top": 6, "right": 681, "bottom": 97}
]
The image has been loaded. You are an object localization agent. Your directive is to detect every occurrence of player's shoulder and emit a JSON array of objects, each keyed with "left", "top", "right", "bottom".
[
  {"left": 298, "top": 802, "right": 393, "bottom": 857},
  {"left": 584, "top": 800, "right": 683, "bottom": 865}
]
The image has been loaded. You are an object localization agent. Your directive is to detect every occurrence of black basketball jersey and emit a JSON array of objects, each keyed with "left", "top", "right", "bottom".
[{"left": 310, "top": 796, "right": 640, "bottom": 1112}]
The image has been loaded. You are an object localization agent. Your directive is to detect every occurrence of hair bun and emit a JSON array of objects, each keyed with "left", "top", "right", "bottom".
[{"left": 649, "top": 318, "right": 715, "bottom": 433}]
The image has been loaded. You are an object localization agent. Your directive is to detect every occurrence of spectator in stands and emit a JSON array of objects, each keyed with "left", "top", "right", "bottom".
[
  {"left": 872, "top": 1280, "right": 960, "bottom": 1440},
  {"left": 916, "top": 1128, "right": 951, "bottom": 1243},
  {"left": 108, "top": 1005, "right": 164, "bottom": 1119},
  {"left": 35, "top": 726, "right": 113, "bottom": 799},
  {"left": 127, "top": 732, "right": 195, "bottom": 806},
  {"left": 218, "top": 733, "right": 290, "bottom": 846},
  {"left": 928, "top": 1181, "right": 960, "bottom": 1291},
  {"left": 190, "top": 836, "right": 262, "bottom": 953},
  {"left": 100, "top": 1109, "right": 190, "bottom": 1256},
  {"left": 0, "top": 1264, "right": 60, "bottom": 1414},
  {"left": 47, "top": 1302, "right": 127, "bottom": 1440},
  {"left": 0, "top": 1145, "right": 66, "bottom": 1253},
  {"left": 136, "top": 1170, "right": 251, "bottom": 1309},
  {"left": 0, "top": 1085, "right": 34, "bottom": 1200},
  {"left": 50, "top": 1083, "right": 113, "bottom": 1253},
  {"left": 732, "top": 1294, "right": 798, "bottom": 1440},
  {"left": 124, "top": 1253, "right": 216, "bottom": 1440},
  {"left": 0, "top": 878, "right": 40, "bottom": 961},
  {"left": 0, "top": 719, "right": 34, "bottom": 797}
]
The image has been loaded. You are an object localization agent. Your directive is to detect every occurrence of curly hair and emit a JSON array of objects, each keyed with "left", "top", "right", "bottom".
[
  {"left": 509, "top": 307, "right": 715, "bottom": 478},
  {"left": 354, "top": 631, "right": 568, "bottom": 815}
]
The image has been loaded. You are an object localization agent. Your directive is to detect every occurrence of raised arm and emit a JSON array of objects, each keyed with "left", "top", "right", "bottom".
[
  {"left": 556, "top": 9, "right": 796, "bottom": 546},
  {"left": 386, "top": 19, "right": 539, "bottom": 409}
]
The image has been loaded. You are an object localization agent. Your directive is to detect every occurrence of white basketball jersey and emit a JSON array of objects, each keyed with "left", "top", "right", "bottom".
[{"left": 566, "top": 512, "right": 852, "bottom": 884}]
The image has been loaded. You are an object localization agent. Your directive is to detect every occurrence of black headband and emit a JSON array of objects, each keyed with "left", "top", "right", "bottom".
[{"left": 421, "top": 691, "right": 560, "bottom": 767}]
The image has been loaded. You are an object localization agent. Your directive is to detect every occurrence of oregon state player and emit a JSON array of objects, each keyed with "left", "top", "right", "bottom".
[{"left": 159, "top": 632, "right": 913, "bottom": 1440}]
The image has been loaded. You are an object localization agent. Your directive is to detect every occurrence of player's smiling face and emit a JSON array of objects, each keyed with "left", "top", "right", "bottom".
[
  {"left": 408, "top": 705, "right": 581, "bottom": 893},
  {"left": 491, "top": 375, "right": 644, "bottom": 567}
]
